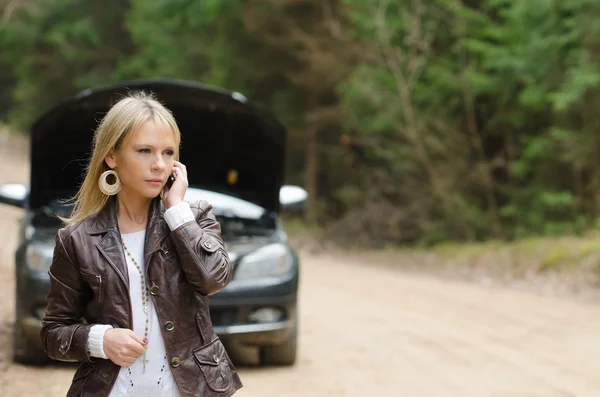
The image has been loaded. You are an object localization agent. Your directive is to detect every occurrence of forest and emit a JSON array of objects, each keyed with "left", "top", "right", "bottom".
[{"left": 2, "top": 0, "right": 600, "bottom": 247}]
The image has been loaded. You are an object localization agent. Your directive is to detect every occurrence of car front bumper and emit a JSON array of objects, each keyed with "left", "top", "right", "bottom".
[
  {"left": 208, "top": 273, "right": 298, "bottom": 346},
  {"left": 16, "top": 265, "right": 49, "bottom": 353}
]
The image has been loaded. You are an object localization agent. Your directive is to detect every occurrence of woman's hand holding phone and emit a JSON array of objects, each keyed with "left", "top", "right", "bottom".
[{"left": 162, "top": 161, "right": 189, "bottom": 209}]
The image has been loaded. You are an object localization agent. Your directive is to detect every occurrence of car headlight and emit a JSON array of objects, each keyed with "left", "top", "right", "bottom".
[
  {"left": 26, "top": 243, "right": 54, "bottom": 272},
  {"left": 234, "top": 243, "right": 294, "bottom": 280}
]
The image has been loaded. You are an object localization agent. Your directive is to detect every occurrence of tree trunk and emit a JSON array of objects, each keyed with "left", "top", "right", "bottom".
[
  {"left": 461, "top": 61, "right": 504, "bottom": 240},
  {"left": 304, "top": 123, "right": 319, "bottom": 224}
]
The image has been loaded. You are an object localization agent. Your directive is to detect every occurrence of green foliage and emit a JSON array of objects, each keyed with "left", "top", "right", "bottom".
[
  {"left": 1, "top": 0, "right": 134, "bottom": 126},
  {"left": 3, "top": 0, "right": 600, "bottom": 245},
  {"left": 336, "top": 0, "right": 600, "bottom": 244},
  {"left": 117, "top": 0, "right": 242, "bottom": 84}
]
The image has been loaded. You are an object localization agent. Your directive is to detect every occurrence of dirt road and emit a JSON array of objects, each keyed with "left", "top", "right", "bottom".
[{"left": 1, "top": 133, "right": 600, "bottom": 396}]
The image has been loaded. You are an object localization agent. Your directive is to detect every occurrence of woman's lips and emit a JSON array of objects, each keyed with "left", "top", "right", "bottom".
[{"left": 146, "top": 179, "right": 162, "bottom": 186}]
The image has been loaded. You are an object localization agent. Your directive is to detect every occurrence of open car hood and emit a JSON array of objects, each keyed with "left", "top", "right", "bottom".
[{"left": 28, "top": 79, "right": 286, "bottom": 212}]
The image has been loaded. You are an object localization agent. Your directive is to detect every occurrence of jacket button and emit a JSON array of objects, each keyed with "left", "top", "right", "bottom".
[
  {"left": 150, "top": 285, "right": 160, "bottom": 295},
  {"left": 170, "top": 357, "right": 180, "bottom": 367},
  {"left": 165, "top": 321, "right": 175, "bottom": 331}
]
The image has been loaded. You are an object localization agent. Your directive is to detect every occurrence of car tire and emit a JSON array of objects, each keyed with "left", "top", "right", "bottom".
[
  {"left": 13, "top": 322, "right": 47, "bottom": 365},
  {"left": 259, "top": 321, "right": 298, "bottom": 366}
]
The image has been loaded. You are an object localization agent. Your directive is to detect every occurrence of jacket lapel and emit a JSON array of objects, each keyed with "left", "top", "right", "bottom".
[
  {"left": 89, "top": 196, "right": 129, "bottom": 290},
  {"left": 89, "top": 196, "right": 169, "bottom": 290},
  {"left": 143, "top": 198, "right": 170, "bottom": 265},
  {"left": 97, "top": 230, "right": 130, "bottom": 290}
]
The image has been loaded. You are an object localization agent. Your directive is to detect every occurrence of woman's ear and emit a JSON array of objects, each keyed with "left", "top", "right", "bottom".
[{"left": 104, "top": 151, "right": 117, "bottom": 169}]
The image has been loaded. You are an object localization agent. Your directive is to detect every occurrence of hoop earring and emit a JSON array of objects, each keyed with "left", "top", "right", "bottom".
[{"left": 98, "top": 170, "right": 122, "bottom": 196}]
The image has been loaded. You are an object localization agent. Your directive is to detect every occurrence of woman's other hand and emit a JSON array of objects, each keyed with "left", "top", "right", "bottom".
[
  {"left": 103, "top": 328, "right": 147, "bottom": 367},
  {"left": 162, "top": 160, "right": 189, "bottom": 209}
]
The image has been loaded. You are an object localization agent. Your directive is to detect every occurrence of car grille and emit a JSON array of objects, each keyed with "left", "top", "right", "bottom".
[{"left": 209, "top": 308, "right": 237, "bottom": 326}]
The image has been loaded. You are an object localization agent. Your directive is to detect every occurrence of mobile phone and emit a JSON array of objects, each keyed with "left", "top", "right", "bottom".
[{"left": 166, "top": 174, "right": 175, "bottom": 189}]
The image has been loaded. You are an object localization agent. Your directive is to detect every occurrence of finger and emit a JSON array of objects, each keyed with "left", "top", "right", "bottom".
[
  {"left": 120, "top": 358, "right": 136, "bottom": 367},
  {"left": 110, "top": 348, "right": 134, "bottom": 364},
  {"left": 127, "top": 330, "right": 146, "bottom": 345},
  {"left": 122, "top": 351, "right": 143, "bottom": 362},
  {"left": 113, "top": 354, "right": 134, "bottom": 367},
  {"left": 172, "top": 166, "right": 183, "bottom": 177},
  {"left": 118, "top": 353, "right": 137, "bottom": 362},
  {"left": 174, "top": 161, "right": 188, "bottom": 176},
  {"left": 173, "top": 166, "right": 187, "bottom": 182},
  {"left": 179, "top": 162, "right": 187, "bottom": 174},
  {"left": 127, "top": 341, "right": 147, "bottom": 355},
  {"left": 118, "top": 347, "right": 138, "bottom": 357},
  {"left": 130, "top": 345, "right": 146, "bottom": 356},
  {"left": 119, "top": 352, "right": 141, "bottom": 365}
]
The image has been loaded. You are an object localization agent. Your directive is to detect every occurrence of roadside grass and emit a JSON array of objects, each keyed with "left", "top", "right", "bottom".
[
  {"left": 419, "top": 233, "right": 600, "bottom": 274},
  {"left": 283, "top": 217, "right": 600, "bottom": 300}
]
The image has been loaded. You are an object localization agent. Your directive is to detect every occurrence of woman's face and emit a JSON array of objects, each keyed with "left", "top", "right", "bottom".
[{"left": 105, "top": 119, "right": 177, "bottom": 200}]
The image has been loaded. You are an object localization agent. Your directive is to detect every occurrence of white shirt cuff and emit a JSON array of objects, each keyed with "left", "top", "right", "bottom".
[
  {"left": 87, "top": 324, "right": 113, "bottom": 359},
  {"left": 164, "top": 201, "right": 195, "bottom": 230}
]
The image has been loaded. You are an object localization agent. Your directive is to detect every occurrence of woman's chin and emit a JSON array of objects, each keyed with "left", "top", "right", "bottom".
[
  {"left": 148, "top": 189, "right": 163, "bottom": 199},
  {"left": 137, "top": 187, "right": 163, "bottom": 199},
  {"left": 118, "top": 184, "right": 163, "bottom": 200}
]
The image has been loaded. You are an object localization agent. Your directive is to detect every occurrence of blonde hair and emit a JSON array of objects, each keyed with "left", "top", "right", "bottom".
[{"left": 61, "top": 91, "right": 181, "bottom": 226}]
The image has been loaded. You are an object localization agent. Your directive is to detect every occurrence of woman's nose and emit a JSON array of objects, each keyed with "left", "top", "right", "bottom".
[{"left": 152, "top": 155, "right": 166, "bottom": 171}]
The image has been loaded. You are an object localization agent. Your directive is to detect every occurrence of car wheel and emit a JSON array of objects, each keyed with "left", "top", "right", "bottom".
[
  {"left": 259, "top": 321, "right": 298, "bottom": 366},
  {"left": 13, "top": 321, "right": 47, "bottom": 365}
]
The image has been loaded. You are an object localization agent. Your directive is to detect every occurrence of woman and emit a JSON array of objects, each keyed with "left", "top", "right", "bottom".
[{"left": 41, "top": 92, "right": 243, "bottom": 397}]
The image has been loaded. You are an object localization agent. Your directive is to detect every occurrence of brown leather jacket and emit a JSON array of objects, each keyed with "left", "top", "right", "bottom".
[{"left": 41, "top": 196, "right": 243, "bottom": 397}]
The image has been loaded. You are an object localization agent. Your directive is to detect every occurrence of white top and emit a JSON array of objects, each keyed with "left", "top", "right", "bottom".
[{"left": 87, "top": 201, "right": 195, "bottom": 397}]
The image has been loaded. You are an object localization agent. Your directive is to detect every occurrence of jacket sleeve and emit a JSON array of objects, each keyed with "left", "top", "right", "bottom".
[
  {"left": 40, "top": 228, "right": 94, "bottom": 363},
  {"left": 168, "top": 200, "right": 233, "bottom": 296}
]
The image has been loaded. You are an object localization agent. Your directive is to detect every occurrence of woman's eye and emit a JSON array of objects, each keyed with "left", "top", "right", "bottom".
[
  {"left": 138, "top": 148, "right": 151, "bottom": 154},
  {"left": 165, "top": 150, "right": 175, "bottom": 156}
]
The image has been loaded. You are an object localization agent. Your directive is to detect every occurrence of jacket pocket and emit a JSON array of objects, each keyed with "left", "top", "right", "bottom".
[
  {"left": 193, "top": 338, "right": 232, "bottom": 393},
  {"left": 200, "top": 234, "right": 220, "bottom": 253},
  {"left": 80, "top": 271, "right": 103, "bottom": 304}
]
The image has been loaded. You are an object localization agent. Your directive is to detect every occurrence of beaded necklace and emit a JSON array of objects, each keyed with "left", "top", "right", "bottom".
[{"left": 121, "top": 237, "right": 150, "bottom": 372}]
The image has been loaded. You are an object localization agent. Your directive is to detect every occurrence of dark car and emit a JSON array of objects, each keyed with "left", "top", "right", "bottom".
[{"left": 0, "top": 79, "right": 306, "bottom": 366}]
